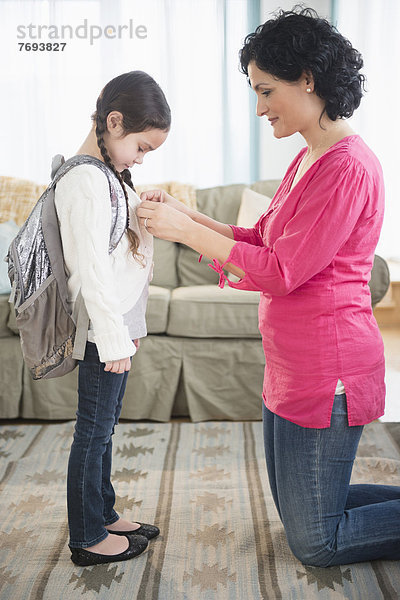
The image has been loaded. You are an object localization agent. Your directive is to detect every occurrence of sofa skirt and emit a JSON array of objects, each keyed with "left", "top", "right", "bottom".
[{"left": 17, "top": 335, "right": 264, "bottom": 422}]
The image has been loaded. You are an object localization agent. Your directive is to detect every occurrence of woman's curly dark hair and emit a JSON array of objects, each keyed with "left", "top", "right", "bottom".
[{"left": 239, "top": 6, "right": 366, "bottom": 121}]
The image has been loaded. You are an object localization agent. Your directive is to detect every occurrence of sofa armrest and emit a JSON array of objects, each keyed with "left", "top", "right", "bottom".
[{"left": 370, "top": 255, "right": 390, "bottom": 307}]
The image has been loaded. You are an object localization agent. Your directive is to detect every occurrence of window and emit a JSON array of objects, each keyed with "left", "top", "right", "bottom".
[
  {"left": 336, "top": 0, "right": 400, "bottom": 261},
  {"left": 0, "top": 0, "right": 259, "bottom": 189}
]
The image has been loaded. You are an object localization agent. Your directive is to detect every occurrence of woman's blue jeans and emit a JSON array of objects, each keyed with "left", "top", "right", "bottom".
[
  {"left": 67, "top": 342, "right": 130, "bottom": 548},
  {"left": 263, "top": 394, "right": 400, "bottom": 566}
]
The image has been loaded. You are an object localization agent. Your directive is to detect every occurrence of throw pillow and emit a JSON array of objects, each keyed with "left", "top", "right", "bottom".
[
  {"left": 236, "top": 187, "right": 272, "bottom": 228},
  {"left": 0, "top": 176, "right": 46, "bottom": 226}
]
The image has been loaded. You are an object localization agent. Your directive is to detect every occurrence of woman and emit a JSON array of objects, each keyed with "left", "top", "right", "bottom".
[{"left": 137, "top": 8, "right": 400, "bottom": 566}]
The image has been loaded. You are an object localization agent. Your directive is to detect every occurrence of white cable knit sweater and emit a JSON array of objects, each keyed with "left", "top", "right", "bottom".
[{"left": 54, "top": 164, "right": 153, "bottom": 363}]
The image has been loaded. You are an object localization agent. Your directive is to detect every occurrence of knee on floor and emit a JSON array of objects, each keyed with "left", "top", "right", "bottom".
[{"left": 286, "top": 533, "right": 335, "bottom": 568}]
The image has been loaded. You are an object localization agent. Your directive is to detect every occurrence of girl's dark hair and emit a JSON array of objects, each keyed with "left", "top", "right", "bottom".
[
  {"left": 92, "top": 71, "right": 171, "bottom": 260},
  {"left": 239, "top": 6, "right": 365, "bottom": 121}
]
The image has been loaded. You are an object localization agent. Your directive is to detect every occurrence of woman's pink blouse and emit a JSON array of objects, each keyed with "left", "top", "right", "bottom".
[{"left": 225, "top": 135, "right": 385, "bottom": 428}]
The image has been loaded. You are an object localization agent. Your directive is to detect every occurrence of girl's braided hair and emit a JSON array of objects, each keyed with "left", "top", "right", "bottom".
[{"left": 92, "top": 71, "right": 171, "bottom": 261}]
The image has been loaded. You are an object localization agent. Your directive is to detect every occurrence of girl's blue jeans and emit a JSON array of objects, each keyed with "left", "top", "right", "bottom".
[
  {"left": 67, "top": 342, "right": 130, "bottom": 548},
  {"left": 263, "top": 394, "right": 400, "bottom": 566}
]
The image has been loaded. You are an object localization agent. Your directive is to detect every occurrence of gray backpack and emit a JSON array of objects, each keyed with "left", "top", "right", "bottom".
[{"left": 6, "top": 154, "right": 128, "bottom": 379}]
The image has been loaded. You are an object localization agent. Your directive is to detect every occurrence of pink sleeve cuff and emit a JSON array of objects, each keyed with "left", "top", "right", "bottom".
[
  {"left": 206, "top": 242, "right": 246, "bottom": 289},
  {"left": 208, "top": 258, "right": 230, "bottom": 288}
]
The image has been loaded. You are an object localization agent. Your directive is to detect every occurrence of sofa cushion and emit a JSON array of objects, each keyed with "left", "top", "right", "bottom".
[
  {"left": 177, "top": 183, "right": 246, "bottom": 287},
  {"left": 196, "top": 183, "right": 246, "bottom": 224},
  {"left": 5, "top": 285, "right": 171, "bottom": 338},
  {"left": 177, "top": 246, "right": 220, "bottom": 287},
  {"left": 167, "top": 285, "right": 261, "bottom": 338},
  {"left": 177, "top": 181, "right": 281, "bottom": 288},
  {"left": 250, "top": 179, "right": 281, "bottom": 198},
  {"left": 146, "top": 285, "right": 171, "bottom": 334},
  {"left": 152, "top": 238, "right": 179, "bottom": 289}
]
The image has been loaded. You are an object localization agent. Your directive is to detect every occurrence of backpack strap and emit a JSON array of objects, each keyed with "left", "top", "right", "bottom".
[
  {"left": 51, "top": 154, "right": 65, "bottom": 179},
  {"left": 51, "top": 154, "right": 127, "bottom": 253}
]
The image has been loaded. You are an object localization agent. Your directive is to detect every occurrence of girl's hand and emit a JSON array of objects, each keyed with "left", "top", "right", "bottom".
[
  {"left": 140, "top": 189, "right": 192, "bottom": 216},
  {"left": 137, "top": 201, "right": 193, "bottom": 243},
  {"left": 104, "top": 357, "right": 131, "bottom": 373}
]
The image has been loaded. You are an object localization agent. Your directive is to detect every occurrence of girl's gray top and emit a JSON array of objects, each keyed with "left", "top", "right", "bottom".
[{"left": 123, "top": 278, "right": 150, "bottom": 340}]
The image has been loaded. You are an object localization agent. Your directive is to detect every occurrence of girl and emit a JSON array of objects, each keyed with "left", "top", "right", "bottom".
[
  {"left": 137, "top": 9, "right": 400, "bottom": 566},
  {"left": 55, "top": 71, "right": 170, "bottom": 566}
]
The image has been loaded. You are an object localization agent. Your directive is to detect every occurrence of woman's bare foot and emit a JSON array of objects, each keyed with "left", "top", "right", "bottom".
[
  {"left": 106, "top": 518, "right": 141, "bottom": 533},
  {"left": 85, "top": 533, "right": 129, "bottom": 555}
]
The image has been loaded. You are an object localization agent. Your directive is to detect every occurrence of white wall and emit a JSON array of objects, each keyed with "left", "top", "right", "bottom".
[{"left": 257, "top": 1, "right": 331, "bottom": 180}]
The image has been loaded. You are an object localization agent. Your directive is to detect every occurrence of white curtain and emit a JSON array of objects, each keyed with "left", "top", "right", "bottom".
[
  {"left": 0, "top": 0, "right": 256, "bottom": 189},
  {"left": 336, "top": 0, "right": 400, "bottom": 261}
]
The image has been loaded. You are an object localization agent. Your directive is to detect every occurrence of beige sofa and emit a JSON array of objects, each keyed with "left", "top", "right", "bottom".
[{"left": 0, "top": 177, "right": 390, "bottom": 421}]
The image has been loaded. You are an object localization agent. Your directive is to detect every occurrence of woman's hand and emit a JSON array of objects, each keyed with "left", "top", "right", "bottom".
[
  {"left": 137, "top": 201, "right": 193, "bottom": 243},
  {"left": 140, "top": 189, "right": 192, "bottom": 216},
  {"left": 133, "top": 339, "right": 140, "bottom": 349},
  {"left": 104, "top": 357, "right": 131, "bottom": 373}
]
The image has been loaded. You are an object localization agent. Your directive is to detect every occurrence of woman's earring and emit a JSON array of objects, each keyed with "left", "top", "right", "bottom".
[{"left": 306, "top": 88, "right": 312, "bottom": 93}]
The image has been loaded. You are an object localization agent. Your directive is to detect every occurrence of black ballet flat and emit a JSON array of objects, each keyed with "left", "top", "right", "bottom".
[
  {"left": 107, "top": 522, "right": 160, "bottom": 540},
  {"left": 70, "top": 534, "right": 148, "bottom": 566}
]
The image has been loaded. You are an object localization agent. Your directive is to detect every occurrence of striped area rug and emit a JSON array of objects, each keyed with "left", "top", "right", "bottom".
[{"left": 0, "top": 420, "right": 399, "bottom": 599}]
